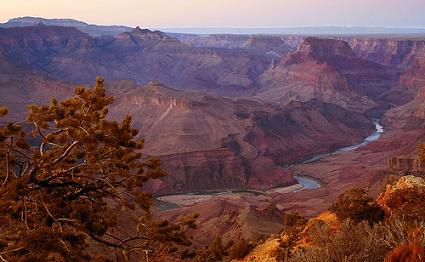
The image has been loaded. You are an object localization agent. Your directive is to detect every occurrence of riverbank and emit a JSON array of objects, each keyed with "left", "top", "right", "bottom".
[
  {"left": 301, "top": 120, "right": 384, "bottom": 164},
  {"left": 155, "top": 120, "right": 384, "bottom": 209},
  {"left": 293, "top": 120, "right": 384, "bottom": 188}
]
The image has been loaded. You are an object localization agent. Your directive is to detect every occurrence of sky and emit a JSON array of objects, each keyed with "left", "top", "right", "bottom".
[{"left": 1, "top": 0, "right": 425, "bottom": 28}]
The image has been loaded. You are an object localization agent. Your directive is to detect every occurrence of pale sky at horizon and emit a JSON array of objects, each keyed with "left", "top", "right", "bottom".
[{"left": 1, "top": 0, "right": 425, "bottom": 28}]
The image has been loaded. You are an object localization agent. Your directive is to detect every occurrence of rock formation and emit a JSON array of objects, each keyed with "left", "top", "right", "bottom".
[
  {"left": 377, "top": 175, "right": 425, "bottom": 214},
  {"left": 159, "top": 197, "right": 285, "bottom": 246},
  {"left": 256, "top": 37, "right": 400, "bottom": 111},
  {"left": 107, "top": 81, "right": 372, "bottom": 194}
]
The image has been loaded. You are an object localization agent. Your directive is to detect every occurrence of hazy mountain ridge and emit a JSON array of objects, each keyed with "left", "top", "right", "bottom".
[
  {"left": 158, "top": 26, "right": 425, "bottom": 35},
  {"left": 0, "top": 23, "right": 411, "bottom": 109},
  {"left": 0, "top": 16, "right": 132, "bottom": 36}
]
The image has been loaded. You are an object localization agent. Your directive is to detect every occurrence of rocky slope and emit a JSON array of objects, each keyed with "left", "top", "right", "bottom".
[
  {"left": 339, "top": 37, "right": 425, "bottom": 104},
  {"left": 0, "top": 25, "right": 406, "bottom": 108},
  {"left": 269, "top": 65, "right": 425, "bottom": 217},
  {"left": 337, "top": 37, "right": 425, "bottom": 105},
  {"left": 385, "top": 85, "right": 425, "bottom": 130},
  {"left": 111, "top": 82, "right": 294, "bottom": 194},
  {"left": 108, "top": 81, "right": 373, "bottom": 194},
  {"left": 0, "top": 48, "right": 73, "bottom": 119},
  {"left": 256, "top": 37, "right": 399, "bottom": 111},
  {"left": 242, "top": 175, "right": 425, "bottom": 261},
  {"left": 159, "top": 196, "right": 285, "bottom": 246},
  {"left": 377, "top": 175, "right": 425, "bottom": 214},
  {"left": 399, "top": 44, "right": 425, "bottom": 92},
  {"left": 0, "top": 25, "right": 272, "bottom": 96},
  {"left": 245, "top": 100, "right": 373, "bottom": 165},
  {"left": 342, "top": 37, "right": 425, "bottom": 69}
]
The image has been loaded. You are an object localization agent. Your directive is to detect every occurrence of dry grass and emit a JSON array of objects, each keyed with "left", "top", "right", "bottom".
[{"left": 290, "top": 218, "right": 425, "bottom": 262}]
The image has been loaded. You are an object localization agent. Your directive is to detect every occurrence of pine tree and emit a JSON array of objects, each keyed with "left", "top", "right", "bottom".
[{"left": 0, "top": 78, "right": 196, "bottom": 261}]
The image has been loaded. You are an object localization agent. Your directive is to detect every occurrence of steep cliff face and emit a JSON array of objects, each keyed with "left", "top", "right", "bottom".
[
  {"left": 399, "top": 45, "right": 425, "bottom": 91},
  {"left": 148, "top": 149, "right": 250, "bottom": 194},
  {"left": 108, "top": 81, "right": 294, "bottom": 193},
  {"left": 388, "top": 157, "right": 425, "bottom": 172},
  {"left": 383, "top": 86, "right": 425, "bottom": 173},
  {"left": 385, "top": 85, "right": 425, "bottom": 131},
  {"left": 0, "top": 49, "right": 73, "bottom": 119},
  {"left": 0, "top": 24, "right": 271, "bottom": 95},
  {"left": 243, "top": 35, "right": 293, "bottom": 55},
  {"left": 0, "top": 25, "right": 94, "bottom": 66},
  {"left": 107, "top": 81, "right": 373, "bottom": 193},
  {"left": 301, "top": 37, "right": 400, "bottom": 100},
  {"left": 298, "top": 37, "right": 355, "bottom": 59},
  {"left": 245, "top": 100, "right": 373, "bottom": 165},
  {"left": 257, "top": 57, "right": 358, "bottom": 108},
  {"left": 344, "top": 38, "right": 419, "bottom": 67},
  {"left": 340, "top": 37, "right": 425, "bottom": 99},
  {"left": 256, "top": 37, "right": 391, "bottom": 111},
  {"left": 0, "top": 25, "right": 405, "bottom": 107},
  {"left": 148, "top": 149, "right": 297, "bottom": 194},
  {"left": 108, "top": 81, "right": 255, "bottom": 155}
]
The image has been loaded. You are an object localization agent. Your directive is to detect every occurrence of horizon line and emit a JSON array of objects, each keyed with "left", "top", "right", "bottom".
[{"left": 2, "top": 16, "right": 425, "bottom": 30}]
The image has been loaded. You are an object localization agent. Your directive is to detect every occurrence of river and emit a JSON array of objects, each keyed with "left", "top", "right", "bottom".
[
  {"left": 294, "top": 120, "right": 384, "bottom": 190},
  {"left": 156, "top": 120, "right": 385, "bottom": 208}
]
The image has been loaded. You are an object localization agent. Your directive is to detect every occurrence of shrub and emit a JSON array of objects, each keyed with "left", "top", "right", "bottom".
[
  {"left": 290, "top": 217, "right": 425, "bottom": 262},
  {"left": 291, "top": 220, "right": 382, "bottom": 262},
  {"left": 228, "top": 238, "right": 253, "bottom": 259},
  {"left": 329, "top": 188, "right": 385, "bottom": 225},
  {"left": 279, "top": 211, "right": 307, "bottom": 260},
  {"left": 385, "top": 241, "right": 425, "bottom": 262},
  {"left": 283, "top": 212, "right": 307, "bottom": 229}
]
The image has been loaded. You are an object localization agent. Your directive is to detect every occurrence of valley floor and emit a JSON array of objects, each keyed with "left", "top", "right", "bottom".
[{"left": 156, "top": 121, "right": 384, "bottom": 209}]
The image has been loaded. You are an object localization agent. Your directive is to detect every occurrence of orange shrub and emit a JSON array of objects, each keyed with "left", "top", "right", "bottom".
[
  {"left": 329, "top": 188, "right": 385, "bottom": 225},
  {"left": 385, "top": 241, "right": 425, "bottom": 262}
]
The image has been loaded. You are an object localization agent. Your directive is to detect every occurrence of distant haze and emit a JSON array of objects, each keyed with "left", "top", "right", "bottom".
[{"left": 1, "top": 0, "right": 425, "bottom": 29}]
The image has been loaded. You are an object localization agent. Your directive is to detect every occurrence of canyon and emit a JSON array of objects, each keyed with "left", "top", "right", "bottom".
[
  {"left": 108, "top": 81, "right": 372, "bottom": 194},
  {"left": 2, "top": 17, "right": 425, "bottom": 246}
]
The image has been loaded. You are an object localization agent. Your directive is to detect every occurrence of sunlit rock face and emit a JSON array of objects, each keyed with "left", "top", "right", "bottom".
[{"left": 377, "top": 175, "right": 425, "bottom": 214}]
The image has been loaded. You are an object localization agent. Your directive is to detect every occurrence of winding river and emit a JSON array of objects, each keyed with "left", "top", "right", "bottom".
[
  {"left": 294, "top": 120, "right": 384, "bottom": 190},
  {"left": 156, "top": 120, "right": 384, "bottom": 208}
]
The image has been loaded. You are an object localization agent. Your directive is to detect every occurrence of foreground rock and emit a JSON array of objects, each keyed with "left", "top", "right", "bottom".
[
  {"left": 159, "top": 196, "right": 285, "bottom": 246},
  {"left": 377, "top": 175, "right": 425, "bottom": 215},
  {"left": 241, "top": 175, "right": 425, "bottom": 261}
]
